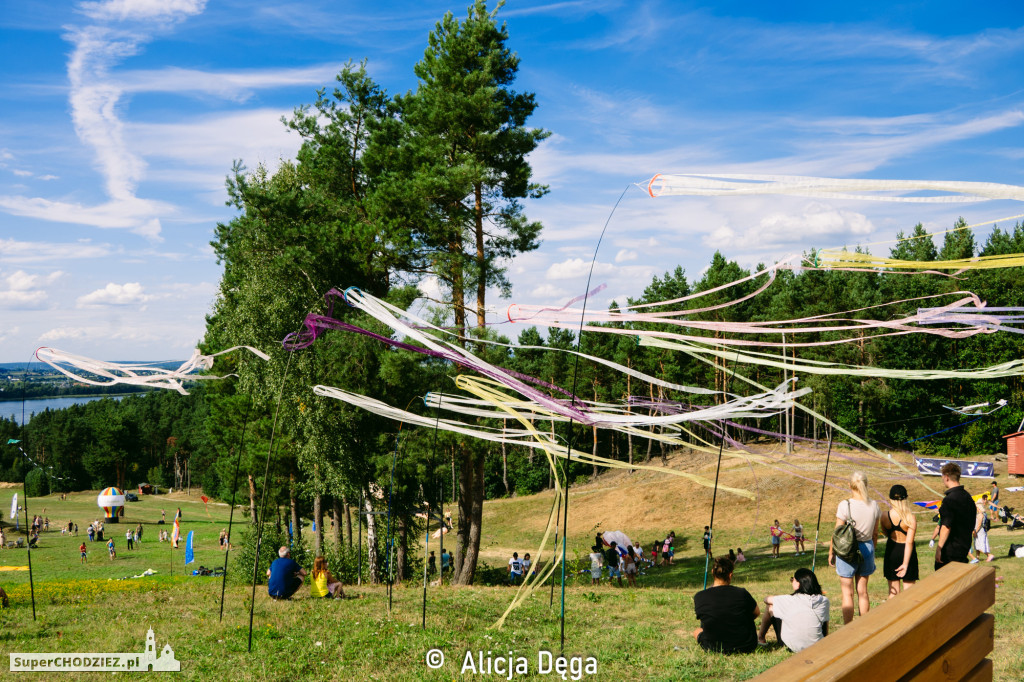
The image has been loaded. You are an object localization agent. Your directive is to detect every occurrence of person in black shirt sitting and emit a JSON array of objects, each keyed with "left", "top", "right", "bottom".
[{"left": 692, "top": 555, "right": 759, "bottom": 653}]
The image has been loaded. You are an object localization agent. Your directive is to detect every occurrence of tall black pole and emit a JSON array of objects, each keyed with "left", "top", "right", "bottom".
[
  {"left": 22, "top": 479, "right": 36, "bottom": 620},
  {"left": 358, "top": 488, "right": 363, "bottom": 586},
  {"left": 549, "top": 486, "right": 562, "bottom": 607},
  {"left": 384, "top": 433, "right": 400, "bottom": 616},
  {"left": 702, "top": 352, "right": 740, "bottom": 590},
  {"left": 247, "top": 351, "right": 293, "bottom": 653},
  {"left": 220, "top": 393, "right": 253, "bottom": 622},
  {"left": 19, "top": 353, "right": 36, "bottom": 620},
  {"left": 423, "top": 395, "right": 442, "bottom": 628},
  {"left": 811, "top": 428, "right": 835, "bottom": 573},
  {"left": 559, "top": 184, "right": 631, "bottom": 653}
]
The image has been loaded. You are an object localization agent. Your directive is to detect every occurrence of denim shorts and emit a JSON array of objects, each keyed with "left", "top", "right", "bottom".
[{"left": 836, "top": 540, "right": 875, "bottom": 578}]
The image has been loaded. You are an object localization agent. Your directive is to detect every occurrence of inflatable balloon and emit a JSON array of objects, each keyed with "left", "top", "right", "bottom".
[{"left": 97, "top": 487, "right": 126, "bottom": 523}]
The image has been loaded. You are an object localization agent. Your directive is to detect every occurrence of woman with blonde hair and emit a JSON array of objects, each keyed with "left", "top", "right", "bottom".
[
  {"left": 310, "top": 556, "right": 344, "bottom": 599},
  {"left": 828, "top": 471, "right": 880, "bottom": 624},
  {"left": 880, "top": 484, "right": 918, "bottom": 598}
]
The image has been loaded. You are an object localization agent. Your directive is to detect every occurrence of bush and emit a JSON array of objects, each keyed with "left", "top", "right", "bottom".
[{"left": 230, "top": 523, "right": 312, "bottom": 585}]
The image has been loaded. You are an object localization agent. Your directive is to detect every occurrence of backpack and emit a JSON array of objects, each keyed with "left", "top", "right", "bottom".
[
  {"left": 832, "top": 500, "right": 860, "bottom": 564},
  {"left": 982, "top": 514, "right": 991, "bottom": 532}
]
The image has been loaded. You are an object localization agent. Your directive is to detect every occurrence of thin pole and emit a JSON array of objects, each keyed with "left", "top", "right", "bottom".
[
  {"left": 358, "top": 488, "right": 363, "bottom": 586},
  {"left": 220, "top": 393, "right": 253, "bottom": 622},
  {"left": 559, "top": 430, "right": 571, "bottom": 653},
  {"left": 384, "top": 433, "right": 400, "bottom": 616},
  {"left": 18, "top": 352, "right": 36, "bottom": 620},
  {"left": 558, "top": 184, "right": 631, "bottom": 653},
  {"left": 247, "top": 351, "right": 294, "bottom": 653},
  {"left": 423, "top": 395, "right": 442, "bottom": 628},
  {"left": 811, "top": 428, "right": 835, "bottom": 573},
  {"left": 22, "top": 479, "right": 36, "bottom": 620},
  {"left": 703, "top": 352, "right": 740, "bottom": 590},
  {"left": 549, "top": 488, "right": 562, "bottom": 607}
]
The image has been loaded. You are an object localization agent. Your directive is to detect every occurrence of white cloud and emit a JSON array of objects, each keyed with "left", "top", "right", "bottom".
[
  {"left": 0, "top": 270, "right": 61, "bottom": 309},
  {"left": 528, "top": 283, "right": 570, "bottom": 301},
  {"left": 614, "top": 249, "right": 637, "bottom": 263},
  {"left": 0, "top": 238, "right": 116, "bottom": 263},
  {"left": 114, "top": 64, "right": 341, "bottom": 101},
  {"left": 77, "top": 281, "right": 150, "bottom": 307},
  {"left": 701, "top": 203, "right": 875, "bottom": 251},
  {"left": 127, "top": 108, "right": 300, "bottom": 187},
  {"left": 38, "top": 175, "right": 59, "bottom": 181},
  {"left": 0, "top": 195, "right": 171, "bottom": 236},
  {"left": 78, "top": 0, "right": 206, "bottom": 23},
  {"left": 12, "top": 169, "right": 32, "bottom": 177},
  {"left": 546, "top": 258, "right": 618, "bottom": 280}
]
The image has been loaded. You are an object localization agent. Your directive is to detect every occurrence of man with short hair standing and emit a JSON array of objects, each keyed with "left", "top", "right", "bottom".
[
  {"left": 934, "top": 463, "right": 976, "bottom": 570},
  {"left": 267, "top": 546, "right": 307, "bottom": 599}
]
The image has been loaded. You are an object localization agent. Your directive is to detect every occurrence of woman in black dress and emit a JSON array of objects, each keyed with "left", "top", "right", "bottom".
[{"left": 880, "top": 484, "right": 918, "bottom": 598}]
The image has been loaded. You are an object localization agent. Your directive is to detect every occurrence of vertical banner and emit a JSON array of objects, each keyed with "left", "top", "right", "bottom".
[
  {"left": 184, "top": 531, "right": 194, "bottom": 565},
  {"left": 171, "top": 509, "right": 181, "bottom": 548},
  {"left": 10, "top": 492, "right": 17, "bottom": 519}
]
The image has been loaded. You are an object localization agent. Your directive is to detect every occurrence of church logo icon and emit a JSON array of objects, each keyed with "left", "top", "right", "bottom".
[{"left": 142, "top": 628, "right": 181, "bottom": 672}]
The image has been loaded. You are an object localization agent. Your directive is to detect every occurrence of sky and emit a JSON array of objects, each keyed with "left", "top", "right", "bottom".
[{"left": 1, "top": 0, "right": 1023, "bottom": 362}]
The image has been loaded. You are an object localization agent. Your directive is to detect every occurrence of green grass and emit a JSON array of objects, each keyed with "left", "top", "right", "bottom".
[{"left": 1, "top": 489, "right": 1023, "bottom": 680}]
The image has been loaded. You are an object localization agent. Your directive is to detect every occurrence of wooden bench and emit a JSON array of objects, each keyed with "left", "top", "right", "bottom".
[{"left": 753, "top": 561, "right": 995, "bottom": 681}]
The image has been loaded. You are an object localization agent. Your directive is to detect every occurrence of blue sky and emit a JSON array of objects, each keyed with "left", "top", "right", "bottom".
[{"left": 1, "top": 0, "right": 1023, "bottom": 361}]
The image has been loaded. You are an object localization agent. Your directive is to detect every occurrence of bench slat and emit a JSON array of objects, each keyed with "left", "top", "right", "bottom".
[
  {"left": 898, "top": 613, "right": 993, "bottom": 681},
  {"left": 753, "top": 563, "right": 995, "bottom": 681},
  {"left": 960, "top": 658, "right": 993, "bottom": 682}
]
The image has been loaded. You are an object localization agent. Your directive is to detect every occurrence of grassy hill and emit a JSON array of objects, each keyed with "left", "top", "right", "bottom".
[{"left": 0, "top": 444, "right": 1022, "bottom": 680}]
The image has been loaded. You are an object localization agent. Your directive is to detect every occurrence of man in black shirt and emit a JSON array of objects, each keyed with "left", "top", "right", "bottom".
[{"left": 935, "top": 462, "right": 976, "bottom": 570}]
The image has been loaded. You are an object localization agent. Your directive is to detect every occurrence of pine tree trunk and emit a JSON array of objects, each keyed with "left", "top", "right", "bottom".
[
  {"left": 363, "top": 492, "right": 380, "bottom": 583},
  {"left": 453, "top": 447, "right": 484, "bottom": 585},
  {"left": 332, "top": 497, "right": 343, "bottom": 548},
  {"left": 248, "top": 474, "right": 257, "bottom": 524},
  {"left": 501, "top": 421, "right": 509, "bottom": 495},
  {"left": 397, "top": 520, "right": 408, "bottom": 582},
  {"left": 313, "top": 493, "right": 323, "bottom": 554},
  {"left": 289, "top": 471, "right": 301, "bottom": 544},
  {"left": 343, "top": 495, "right": 353, "bottom": 549}
]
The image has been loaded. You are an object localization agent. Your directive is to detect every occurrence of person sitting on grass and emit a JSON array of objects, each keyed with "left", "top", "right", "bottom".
[
  {"left": 692, "top": 555, "right": 759, "bottom": 654},
  {"left": 310, "top": 556, "right": 344, "bottom": 599},
  {"left": 757, "top": 567, "right": 830, "bottom": 652},
  {"left": 267, "top": 546, "right": 307, "bottom": 600},
  {"left": 80, "top": 542, "right": 87, "bottom": 564}
]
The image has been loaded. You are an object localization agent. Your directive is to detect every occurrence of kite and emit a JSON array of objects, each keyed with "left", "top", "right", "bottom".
[{"left": 35, "top": 345, "right": 269, "bottom": 395}]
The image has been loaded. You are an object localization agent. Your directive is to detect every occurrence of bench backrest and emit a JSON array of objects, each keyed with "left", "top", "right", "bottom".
[{"left": 753, "top": 561, "right": 995, "bottom": 681}]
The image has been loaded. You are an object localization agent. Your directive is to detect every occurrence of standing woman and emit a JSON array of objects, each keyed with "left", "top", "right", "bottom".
[
  {"left": 880, "top": 484, "right": 918, "bottom": 598},
  {"left": 828, "top": 471, "right": 880, "bottom": 624},
  {"left": 793, "top": 519, "right": 805, "bottom": 556}
]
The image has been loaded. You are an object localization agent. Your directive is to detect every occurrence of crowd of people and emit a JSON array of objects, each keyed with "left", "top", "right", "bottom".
[{"left": 693, "top": 463, "right": 992, "bottom": 654}]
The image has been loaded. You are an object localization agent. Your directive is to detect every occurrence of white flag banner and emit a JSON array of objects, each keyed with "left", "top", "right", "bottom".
[{"left": 10, "top": 492, "right": 17, "bottom": 519}]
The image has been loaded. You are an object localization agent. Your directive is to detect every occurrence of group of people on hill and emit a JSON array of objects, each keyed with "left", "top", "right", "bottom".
[{"left": 693, "top": 462, "right": 989, "bottom": 654}]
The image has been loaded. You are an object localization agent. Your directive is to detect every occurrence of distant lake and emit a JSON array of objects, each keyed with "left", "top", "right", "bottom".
[{"left": 0, "top": 395, "right": 125, "bottom": 425}]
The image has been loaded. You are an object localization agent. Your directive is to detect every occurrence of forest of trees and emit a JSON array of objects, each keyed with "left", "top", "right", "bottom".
[{"left": 4, "top": 2, "right": 1024, "bottom": 586}]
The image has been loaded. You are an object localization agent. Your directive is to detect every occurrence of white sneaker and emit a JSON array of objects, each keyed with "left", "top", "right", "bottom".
[{"left": 969, "top": 558, "right": 980, "bottom": 564}]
